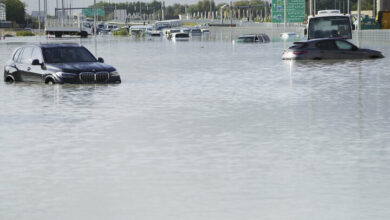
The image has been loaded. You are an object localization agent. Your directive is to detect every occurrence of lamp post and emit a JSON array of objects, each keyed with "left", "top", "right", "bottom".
[
  {"left": 38, "top": 0, "right": 41, "bottom": 33},
  {"left": 221, "top": 4, "right": 227, "bottom": 24},
  {"left": 94, "top": 0, "right": 96, "bottom": 36}
]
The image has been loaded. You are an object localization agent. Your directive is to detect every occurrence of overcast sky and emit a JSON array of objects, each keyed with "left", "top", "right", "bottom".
[{"left": 22, "top": 0, "right": 231, "bottom": 14}]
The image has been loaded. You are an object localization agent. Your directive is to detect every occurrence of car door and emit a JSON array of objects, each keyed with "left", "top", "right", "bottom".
[
  {"left": 334, "top": 40, "right": 366, "bottom": 59},
  {"left": 314, "top": 40, "right": 339, "bottom": 59},
  {"left": 30, "top": 47, "right": 44, "bottom": 82},
  {"left": 7, "top": 48, "right": 23, "bottom": 81},
  {"left": 17, "top": 46, "right": 34, "bottom": 82}
]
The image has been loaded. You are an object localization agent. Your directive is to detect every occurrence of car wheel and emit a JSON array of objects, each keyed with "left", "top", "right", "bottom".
[
  {"left": 4, "top": 75, "right": 15, "bottom": 83},
  {"left": 45, "top": 78, "right": 55, "bottom": 85}
]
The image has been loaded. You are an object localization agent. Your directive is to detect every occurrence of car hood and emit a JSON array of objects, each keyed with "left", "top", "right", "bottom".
[{"left": 46, "top": 62, "right": 116, "bottom": 74}]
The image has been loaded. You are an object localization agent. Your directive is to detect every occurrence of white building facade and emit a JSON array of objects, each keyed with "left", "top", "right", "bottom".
[{"left": 0, "top": 3, "right": 6, "bottom": 21}]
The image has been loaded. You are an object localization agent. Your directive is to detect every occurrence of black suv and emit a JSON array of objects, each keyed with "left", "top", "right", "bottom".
[{"left": 4, "top": 44, "right": 121, "bottom": 84}]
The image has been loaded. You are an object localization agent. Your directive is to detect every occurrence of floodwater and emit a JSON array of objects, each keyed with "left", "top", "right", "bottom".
[{"left": 1, "top": 29, "right": 390, "bottom": 220}]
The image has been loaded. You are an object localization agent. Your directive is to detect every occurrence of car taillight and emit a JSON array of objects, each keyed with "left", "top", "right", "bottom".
[{"left": 293, "top": 51, "right": 307, "bottom": 55}]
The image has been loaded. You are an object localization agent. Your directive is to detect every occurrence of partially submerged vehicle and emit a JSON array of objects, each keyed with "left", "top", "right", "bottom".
[
  {"left": 4, "top": 44, "right": 121, "bottom": 84},
  {"left": 280, "top": 32, "right": 299, "bottom": 40},
  {"left": 171, "top": 32, "right": 190, "bottom": 41},
  {"left": 190, "top": 28, "right": 202, "bottom": 36},
  {"left": 236, "top": 34, "right": 271, "bottom": 43},
  {"left": 282, "top": 38, "right": 384, "bottom": 60},
  {"left": 130, "top": 25, "right": 153, "bottom": 36}
]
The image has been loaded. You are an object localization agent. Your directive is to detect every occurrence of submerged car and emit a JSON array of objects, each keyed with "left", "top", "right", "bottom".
[
  {"left": 236, "top": 34, "right": 271, "bottom": 43},
  {"left": 4, "top": 43, "right": 121, "bottom": 84},
  {"left": 282, "top": 38, "right": 384, "bottom": 60}
]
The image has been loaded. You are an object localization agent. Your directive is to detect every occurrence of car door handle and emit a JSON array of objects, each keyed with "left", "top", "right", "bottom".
[{"left": 27, "top": 67, "right": 31, "bottom": 71}]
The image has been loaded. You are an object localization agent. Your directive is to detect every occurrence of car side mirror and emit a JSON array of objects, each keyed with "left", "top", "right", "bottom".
[
  {"left": 98, "top": 57, "right": 104, "bottom": 63},
  {"left": 32, "top": 59, "right": 40, "bottom": 65},
  {"left": 352, "top": 25, "right": 356, "bottom": 30},
  {"left": 304, "top": 28, "right": 307, "bottom": 35},
  {"left": 352, "top": 46, "right": 358, "bottom": 51}
]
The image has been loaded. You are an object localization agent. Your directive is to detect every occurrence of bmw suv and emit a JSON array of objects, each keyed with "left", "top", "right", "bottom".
[{"left": 4, "top": 43, "right": 121, "bottom": 84}]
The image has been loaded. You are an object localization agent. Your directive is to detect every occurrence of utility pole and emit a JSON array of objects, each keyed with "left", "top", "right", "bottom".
[
  {"left": 44, "top": 0, "right": 47, "bottom": 30},
  {"left": 284, "top": 0, "right": 287, "bottom": 30},
  {"left": 210, "top": 0, "right": 212, "bottom": 20},
  {"left": 310, "top": 0, "right": 312, "bottom": 15},
  {"left": 347, "top": 0, "right": 349, "bottom": 14},
  {"left": 357, "top": 0, "right": 361, "bottom": 30},
  {"left": 94, "top": 0, "right": 96, "bottom": 36},
  {"left": 162, "top": 1, "right": 165, "bottom": 20},
  {"left": 38, "top": 0, "right": 41, "bottom": 32},
  {"left": 62, "top": 0, "right": 65, "bottom": 25},
  {"left": 229, "top": 1, "right": 232, "bottom": 27}
]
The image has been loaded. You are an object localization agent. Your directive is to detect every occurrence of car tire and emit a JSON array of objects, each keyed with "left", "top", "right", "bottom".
[
  {"left": 4, "top": 75, "right": 15, "bottom": 83},
  {"left": 45, "top": 77, "right": 55, "bottom": 85},
  {"left": 80, "top": 31, "right": 88, "bottom": 38}
]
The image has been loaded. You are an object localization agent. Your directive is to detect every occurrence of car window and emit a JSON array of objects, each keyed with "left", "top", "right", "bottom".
[
  {"left": 257, "top": 36, "right": 264, "bottom": 43},
  {"left": 335, "top": 40, "right": 354, "bottom": 50},
  {"left": 20, "top": 47, "right": 33, "bottom": 64},
  {"left": 42, "top": 47, "right": 97, "bottom": 63},
  {"left": 315, "top": 40, "right": 337, "bottom": 50},
  {"left": 31, "top": 47, "right": 43, "bottom": 62},
  {"left": 237, "top": 37, "right": 254, "bottom": 42},
  {"left": 262, "top": 35, "right": 270, "bottom": 42},
  {"left": 13, "top": 49, "right": 21, "bottom": 62}
]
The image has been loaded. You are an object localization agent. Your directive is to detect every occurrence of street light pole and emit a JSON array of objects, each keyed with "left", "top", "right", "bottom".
[
  {"left": 94, "top": 0, "right": 96, "bottom": 36},
  {"left": 38, "top": 0, "right": 41, "bottom": 33}
]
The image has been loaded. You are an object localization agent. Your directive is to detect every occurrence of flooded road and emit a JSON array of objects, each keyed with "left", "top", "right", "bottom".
[{"left": 1, "top": 30, "right": 390, "bottom": 220}]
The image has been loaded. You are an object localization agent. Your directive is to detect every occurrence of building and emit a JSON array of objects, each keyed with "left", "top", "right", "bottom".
[
  {"left": 0, "top": 3, "right": 6, "bottom": 21},
  {"left": 377, "top": 0, "right": 390, "bottom": 12}
]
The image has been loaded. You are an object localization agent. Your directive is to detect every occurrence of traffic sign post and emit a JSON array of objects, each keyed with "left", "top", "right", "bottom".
[{"left": 272, "top": 0, "right": 305, "bottom": 23}]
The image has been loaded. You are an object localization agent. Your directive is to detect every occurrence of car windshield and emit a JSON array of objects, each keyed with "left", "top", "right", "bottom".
[
  {"left": 42, "top": 47, "right": 97, "bottom": 63},
  {"left": 308, "top": 16, "right": 352, "bottom": 39}
]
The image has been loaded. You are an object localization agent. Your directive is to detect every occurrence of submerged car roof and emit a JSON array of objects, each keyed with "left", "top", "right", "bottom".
[{"left": 39, "top": 43, "right": 82, "bottom": 48}]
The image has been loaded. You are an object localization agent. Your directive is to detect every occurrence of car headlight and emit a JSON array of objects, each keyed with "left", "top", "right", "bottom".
[
  {"left": 56, "top": 72, "right": 77, "bottom": 78},
  {"left": 110, "top": 71, "right": 120, "bottom": 77}
]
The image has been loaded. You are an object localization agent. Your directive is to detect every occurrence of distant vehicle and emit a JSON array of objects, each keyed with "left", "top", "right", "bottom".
[
  {"left": 130, "top": 25, "right": 153, "bottom": 35},
  {"left": 164, "top": 29, "right": 181, "bottom": 38},
  {"left": 190, "top": 28, "right": 202, "bottom": 36},
  {"left": 146, "top": 30, "right": 162, "bottom": 37},
  {"left": 280, "top": 32, "right": 299, "bottom": 40},
  {"left": 236, "top": 34, "right": 270, "bottom": 43},
  {"left": 201, "top": 29, "right": 210, "bottom": 34},
  {"left": 45, "top": 16, "right": 93, "bottom": 38},
  {"left": 181, "top": 27, "right": 191, "bottom": 34},
  {"left": 306, "top": 10, "right": 353, "bottom": 40},
  {"left": 4, "top": 44, "right": 121, "bottom": 84},
  {"left": 282, "top": 38, "right": 384, "bottom": 60},
  {"left": 171, "top": 32, "right": 190, "bottom": 41},
  {"left": 155, "top": 20, "right": 182, "bottom": 31}
]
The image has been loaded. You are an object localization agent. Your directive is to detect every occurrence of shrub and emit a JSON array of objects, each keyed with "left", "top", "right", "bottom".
[
  {"left": 111, "top": 29, "right": 129, "bottom": 36},
  {"left": 16, "top": 30, "right": 35, "bottom": 36}
]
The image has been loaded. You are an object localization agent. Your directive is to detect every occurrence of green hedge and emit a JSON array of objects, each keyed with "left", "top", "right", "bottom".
[
  {"left": 111, "top": 29, "right": 129, "bottom": 36},
  {"left": 16, "top": 30, "right": 35, "bottom": 36}
]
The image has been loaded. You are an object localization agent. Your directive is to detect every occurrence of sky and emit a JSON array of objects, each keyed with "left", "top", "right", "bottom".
[{"left": 22, "top": 0, "right": 230, "bottom": 14}]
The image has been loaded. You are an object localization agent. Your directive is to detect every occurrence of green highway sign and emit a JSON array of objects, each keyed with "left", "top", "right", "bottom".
[
  {"left": 272, "top": 0, "right": 305, "bottom": 23},
  {"left": 82, "top": 8, "right": 105, "bottom": 17}
]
